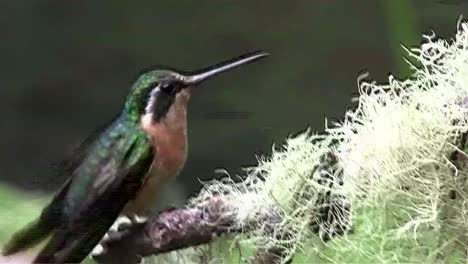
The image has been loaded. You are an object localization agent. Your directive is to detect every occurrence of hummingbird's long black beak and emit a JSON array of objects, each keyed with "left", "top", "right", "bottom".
[{"left": 181, "top": 51, "right": 269, "bottom": 85}]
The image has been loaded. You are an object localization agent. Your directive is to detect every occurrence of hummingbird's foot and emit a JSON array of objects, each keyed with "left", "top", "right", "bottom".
[
  {"left": 90, "top": 214, "right": 149, "bottom": 262},
  {"left": 131, "top": 214, "right": 148, "bottom": 224},
  {"left": 109, "top": 215, "right": 133, "bottom": 233}
]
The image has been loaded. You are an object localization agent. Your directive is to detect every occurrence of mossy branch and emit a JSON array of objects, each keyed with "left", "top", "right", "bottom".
[
  {"left": 92, "top": 196, "right": 284, "bottom": 264},
  {"left": 95, "top": 18, "right": 468, "bottom": 264}
]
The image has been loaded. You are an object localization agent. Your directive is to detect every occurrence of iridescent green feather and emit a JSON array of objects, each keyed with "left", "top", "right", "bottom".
[{"left": 34, "top": 116, "right": 154, "bottom": 263}]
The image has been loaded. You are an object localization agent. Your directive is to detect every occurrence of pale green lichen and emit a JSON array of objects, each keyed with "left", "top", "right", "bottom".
[
  {"left": 149, "top": 19, "right": 468, "bottom": 263},
  {"left": 324, "top": 19, "right": 468, "bottom": 262}
]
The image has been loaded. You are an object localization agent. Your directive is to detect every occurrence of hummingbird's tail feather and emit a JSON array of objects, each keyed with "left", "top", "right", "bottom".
[
  {"left": 2, "top": 178, "right": 71, "bottom": 256},
  {"left": 2, "top": 217, "right": 54, "bottom": 256},
  {"left": 33, "top": 221, "right": 114, "bottom": 264}
]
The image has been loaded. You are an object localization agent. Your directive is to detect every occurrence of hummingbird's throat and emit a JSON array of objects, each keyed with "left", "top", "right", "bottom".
[
  {"left": 135, "top": 99, "right": 188, "bottom": 215},
  {"left": 140, "top": 89, "right": 190, "bottom": 176}
]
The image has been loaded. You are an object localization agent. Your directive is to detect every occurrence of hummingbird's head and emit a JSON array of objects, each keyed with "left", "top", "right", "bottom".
[{"left": 123, "top": 51, "right": 269, "bottom": 123}]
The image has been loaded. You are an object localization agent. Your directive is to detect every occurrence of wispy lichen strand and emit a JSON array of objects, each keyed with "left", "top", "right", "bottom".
[{"left": 325, "top": 20, "right": 468, "bottom": 262}]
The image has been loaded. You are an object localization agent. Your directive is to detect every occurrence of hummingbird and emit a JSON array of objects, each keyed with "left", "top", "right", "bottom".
[{"left": 2, "top": 50, "right": 268, "bottom": 263}]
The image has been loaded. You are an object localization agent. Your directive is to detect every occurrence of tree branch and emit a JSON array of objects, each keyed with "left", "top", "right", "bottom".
[{"left": 92, "top": 196, "right": 254, "bottom": 264}]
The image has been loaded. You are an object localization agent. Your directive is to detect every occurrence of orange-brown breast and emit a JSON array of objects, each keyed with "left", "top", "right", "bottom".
[{"left": 123, "top": 89, "right": 191, "bottom": 215}]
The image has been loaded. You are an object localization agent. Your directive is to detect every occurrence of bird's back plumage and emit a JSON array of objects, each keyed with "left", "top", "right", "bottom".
[{"left": 3, "top": 116, "right": 154, "bottom": 263}]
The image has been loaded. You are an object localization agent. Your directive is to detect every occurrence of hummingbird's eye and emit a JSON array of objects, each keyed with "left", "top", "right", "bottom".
[
  {"left": 160, "top": 82, "right": 185, "bottom": 94},
  {"left": 160, "top": 83, "right": 175, "bottom": 93}
]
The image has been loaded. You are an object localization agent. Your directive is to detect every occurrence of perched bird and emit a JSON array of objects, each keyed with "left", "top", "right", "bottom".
[{"left": 2, "top": 51, "right": 268, "bottom": 263}]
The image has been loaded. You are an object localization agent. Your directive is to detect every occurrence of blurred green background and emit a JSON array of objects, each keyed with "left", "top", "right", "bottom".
[{"left": 0, "top": 0, "right": 467, "bottom": 261}]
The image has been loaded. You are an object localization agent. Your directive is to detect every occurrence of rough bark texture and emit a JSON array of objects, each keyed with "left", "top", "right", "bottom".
[{"left": 92, "top": 197, "right": 237, "bottom": 264}]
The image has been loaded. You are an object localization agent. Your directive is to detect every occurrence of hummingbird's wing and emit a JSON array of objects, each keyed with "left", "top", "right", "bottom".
[
  {"left": 2, "top": 116, "right": 121, "bottom": 256},
  {"left": 33, "top": 121, "right": 154, "bottom": 264}
]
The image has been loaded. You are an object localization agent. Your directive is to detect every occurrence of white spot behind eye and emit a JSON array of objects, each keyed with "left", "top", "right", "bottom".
[{"left": 144, "top": 84, "right": 161, "bottom": 114}]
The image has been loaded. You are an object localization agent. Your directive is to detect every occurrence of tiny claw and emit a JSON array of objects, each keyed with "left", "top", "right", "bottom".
[
  {"left": 132, "top": 214, "right": 148, "bottom": 224},
  {"left": 111, "top": 216, "right": 132, "bottom": 232},
  {"left": 117, "top": 223, "right": 132, "bottom": 232},
  {"left": 90, "top": 244, "right": 105, "bottom": 257}
]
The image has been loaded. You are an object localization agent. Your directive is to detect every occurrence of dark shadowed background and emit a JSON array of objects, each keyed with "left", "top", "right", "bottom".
[{"left": 0, "top": 0, "right": 466, "bottom": 206}]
